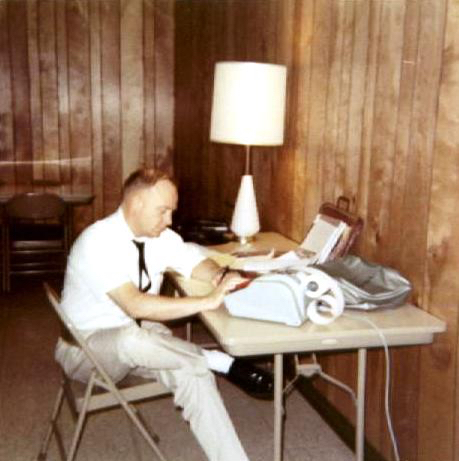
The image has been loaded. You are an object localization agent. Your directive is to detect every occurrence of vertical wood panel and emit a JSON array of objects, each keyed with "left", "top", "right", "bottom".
[
  {"left": 400, "top": 0, "right": 445, "bottom": 300},
  {"left": 39, "top": 0, "right": 60, "bottom": 182},
  {"left": 270, "top": 0, "right": 294, "bottom": 235},
  {"left": 342, "top": 0, "right": 368, "bottom": 203},
  {"left": 8, "top": 0, "right": 33, "bottom": 186},
  {"left": 143, "top": 0, "right": 156, "bottom": 168},
  {"left": 365, "top": 1, "right": 405, "bottom": 264},
  {"left": 206, "top": 0, "right": 226, "bottom": 219},
  {"left": 303, "top": 1, "right": 331, "bottom": 227},
  {"left": 55, "top": 0, "right": 71, "bottom": 193},
  {"left": 89, "top": 0, "right": 103, "bottom": 220},
  {"left": 291, "top": 0, "right": 314, "bottom": 242},
  {"left": 1, "top": 0, "right": 174, "bottom": 234},
  {"left": 388, "top": 0, "right": 420, "bottom": 266},
  {"left": 121, "top": 0, "right": 143, "bottom": 181},
  {"left": 67, "top": 0, "right": 92, "bottom": 193},
  {"left": 26, "top": 0, "right": 44, "bottom": 182},
  {"left": 191, "top": 0, "right": 211, "bottom": 217},
  {"left": 153, "top": 0, "right": 174, "bottom": 175},
  {"left": 67, "top": 0, "right": 92, "bottom": 234},
  {"left": 101, "top": 0, "right": 122, "bottom": 214},
  {"left": 175, "top": 0, "right": 202, "bottom": 219},
  {"left": 333, "top": 0, "right": 354, "bottom": 202},
  {"left": 0, "top": 1, "right": 15, "bottom": 187},
  {"left": 321, "top": 0, "right": 344, "bottom": 203},
  {"left": 393, "top": 3, "right": 446, "bottom": 457},
  {"left": 356, "top": 0, "right": 383, "bottom": 247}
]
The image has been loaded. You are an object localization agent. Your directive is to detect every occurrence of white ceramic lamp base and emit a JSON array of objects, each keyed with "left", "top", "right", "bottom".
[{"left": 231, "top": 175, "right": 260, "bottom": 244}]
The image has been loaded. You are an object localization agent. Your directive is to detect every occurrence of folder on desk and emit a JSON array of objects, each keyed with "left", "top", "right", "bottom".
[
  {"left": 300, "top": 214, "right": 348, "bottom": 264},
  {"left": 298, "top": 197, "right": 364, "bottom": 264}
]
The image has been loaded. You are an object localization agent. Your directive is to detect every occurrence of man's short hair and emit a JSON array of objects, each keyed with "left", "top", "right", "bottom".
[{"left": 122, "top": 168, "right": 174, "bottom": 199}]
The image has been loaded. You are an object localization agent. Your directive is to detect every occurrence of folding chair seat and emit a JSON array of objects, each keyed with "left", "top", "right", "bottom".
[
  {"left": 37, "top": 283, "right": 172, "bottom": 461},
  {"left": 2, "top": 192, "right": 69, "bottom": 292}
]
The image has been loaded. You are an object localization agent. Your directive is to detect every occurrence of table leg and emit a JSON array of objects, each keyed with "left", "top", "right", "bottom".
[
  {"left": 274, "top": 353, "right": 283, "bottom": 461},
  {"left": 356, "top": 348, "right": 367, "bottom": 461}
]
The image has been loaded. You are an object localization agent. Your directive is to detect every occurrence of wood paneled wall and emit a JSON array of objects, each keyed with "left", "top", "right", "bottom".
[
  {"left": 175, "top": 1, "right": 459, "bottom": 460},
  {"left": 0, "top": 0, "right": 174, "bottom": 235}
]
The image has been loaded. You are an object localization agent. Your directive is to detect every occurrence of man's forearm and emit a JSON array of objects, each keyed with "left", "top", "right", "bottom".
[
  {"left": 108, "top": 281, "right": 223, "bottom": 322},
  {"left": 129, "top": 291, "right": 219, "bottom": 321},
  {"left": 191, "top": 258, "right": 224, "bottom": 286}
]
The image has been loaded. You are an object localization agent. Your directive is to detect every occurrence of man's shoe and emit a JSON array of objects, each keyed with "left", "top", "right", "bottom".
[{"left": 226, "top": 359, "right": 274, "bottom": 400}]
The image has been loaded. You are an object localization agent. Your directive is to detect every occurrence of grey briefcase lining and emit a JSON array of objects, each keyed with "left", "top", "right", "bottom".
[{"left": 315, "top": 255, "right": 412, "bottom": 310}]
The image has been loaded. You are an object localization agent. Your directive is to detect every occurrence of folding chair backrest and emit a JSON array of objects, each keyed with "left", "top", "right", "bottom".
[{"left": 6, "top": 193, "right": 66, "bottom": 220}]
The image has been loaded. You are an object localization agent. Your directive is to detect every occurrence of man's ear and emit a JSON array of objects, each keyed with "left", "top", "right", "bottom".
[
  {"left": 123, "top": 191, "right": 143, "bottom": 219},
  {"left": 131, "top": 192, "right": 143, "bottom": 211}
]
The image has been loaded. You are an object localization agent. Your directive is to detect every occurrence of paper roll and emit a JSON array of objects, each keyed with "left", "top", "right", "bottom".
[
  {"left": 307, "top": 294, "right": 344, "bottom": 325},
  {"left": 298, "top": 267, "right": 334, "bottom": 298},
  {"left": 297, "top": 267, "right": 345, "bottom": 324}
]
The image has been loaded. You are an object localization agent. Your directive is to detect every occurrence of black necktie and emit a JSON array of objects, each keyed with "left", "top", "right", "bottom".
[{"left": 132, "top": 240, "right": 152, "bottom": 293}]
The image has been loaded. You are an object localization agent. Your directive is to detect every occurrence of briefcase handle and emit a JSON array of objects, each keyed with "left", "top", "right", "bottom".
[
  {"left": 336, "top": 195, "right": 351, "bottom": 212},
  {"left": 318, "top": 196, "right": 364, "bottom": 258}
]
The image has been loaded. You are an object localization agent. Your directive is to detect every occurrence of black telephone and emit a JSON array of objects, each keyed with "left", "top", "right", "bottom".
[{"left": 173, "top": 219, "right": 232, "bottom": 245}]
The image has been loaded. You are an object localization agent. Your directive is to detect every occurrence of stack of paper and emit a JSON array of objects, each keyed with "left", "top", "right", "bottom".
[{"left": 300, "top": 214, "right": 349, "bottom": 264}]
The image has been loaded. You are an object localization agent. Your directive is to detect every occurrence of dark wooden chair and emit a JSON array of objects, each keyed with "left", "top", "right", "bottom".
[{"left": 2, "top": 192, "right": 69, "bottom": 292}]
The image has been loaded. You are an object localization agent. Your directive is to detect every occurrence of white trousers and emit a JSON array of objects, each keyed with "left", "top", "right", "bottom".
[{"left": 55, "top": 321, "right": 249, "bottom": 461}]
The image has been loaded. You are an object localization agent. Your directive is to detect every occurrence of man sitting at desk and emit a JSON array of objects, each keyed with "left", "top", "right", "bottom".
[{"left": 55, "top": 167, "right": 273, "bottom": 461}]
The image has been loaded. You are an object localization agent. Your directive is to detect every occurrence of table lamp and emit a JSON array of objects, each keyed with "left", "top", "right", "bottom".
[{"left": 210, "top": 61, "right": 287, "bottom": 244}]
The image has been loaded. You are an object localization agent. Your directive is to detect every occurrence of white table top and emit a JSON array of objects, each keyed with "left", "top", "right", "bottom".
[
  {"left": 199, "top": 304, "right": 446, "bottom": 356},
  {"left": 172, "top": 232, "right": 446, "bottom": 356},
  {"left": 172, "top": 274, "right": 446, "bottom": 356}
]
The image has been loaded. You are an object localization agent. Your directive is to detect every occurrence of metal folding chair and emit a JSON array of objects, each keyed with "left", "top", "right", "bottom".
[{"left": 37, "top": 283, "right": 172, "bottom": 461}]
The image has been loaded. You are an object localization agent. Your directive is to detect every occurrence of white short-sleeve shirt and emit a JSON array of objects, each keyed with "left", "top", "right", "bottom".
[{"left": 60, "top": 208, "right": 206, "bottom": 331}]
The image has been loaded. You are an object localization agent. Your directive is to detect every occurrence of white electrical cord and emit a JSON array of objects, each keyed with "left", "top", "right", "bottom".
[
  {"left": 313, "top": 357, "right": 357, "bottom": 405},
  {"left": 343, "top": 312, "right": 401, "bottom": 461},
  {"left": 285, "top": 313, "right": 401, "bottom": 461},
  {"left": 283, "top": 352, "right": 358, "bottom": 410}
]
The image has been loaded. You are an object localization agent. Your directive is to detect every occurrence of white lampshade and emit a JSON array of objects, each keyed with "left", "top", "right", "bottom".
[{"left": 210, "top": 62, "right": 287, "bottom": 146}]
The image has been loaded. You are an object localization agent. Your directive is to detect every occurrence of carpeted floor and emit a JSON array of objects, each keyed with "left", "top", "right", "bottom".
[{"left": 0, "top": 278, "right": 354, "bottom": 461}]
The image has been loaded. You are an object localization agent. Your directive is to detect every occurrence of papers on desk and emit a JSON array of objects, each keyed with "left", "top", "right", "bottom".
[
  {"left": 189, "top": 212, "right": 351, "bottom": 274},
  {"left": 234, "top": 250, "right": 311, "bottom": 272},
  {"left": 232, "top": 215, "right": 350, "bottom": 272}
]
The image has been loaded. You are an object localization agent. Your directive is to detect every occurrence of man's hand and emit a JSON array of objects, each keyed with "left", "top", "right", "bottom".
[{"left": 203, "top": 272, "right": 249, "bottom": 311}]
